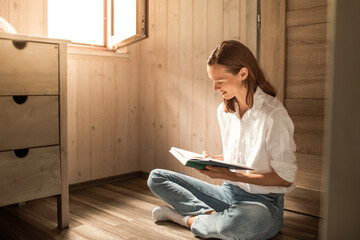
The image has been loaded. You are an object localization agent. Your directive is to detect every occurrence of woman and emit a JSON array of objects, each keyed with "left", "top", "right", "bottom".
[{"left": 147, "top": 40, "right": 297, "bottom": 240}]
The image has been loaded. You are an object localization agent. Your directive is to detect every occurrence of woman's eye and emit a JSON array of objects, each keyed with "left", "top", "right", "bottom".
[{"left": 217, "top": 81, "right": 224, "bottom": 85}]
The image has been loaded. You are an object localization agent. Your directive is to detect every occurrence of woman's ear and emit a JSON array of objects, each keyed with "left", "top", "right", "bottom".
[{"left": 238, "top": 67, "right": 248, "bottom": 81}]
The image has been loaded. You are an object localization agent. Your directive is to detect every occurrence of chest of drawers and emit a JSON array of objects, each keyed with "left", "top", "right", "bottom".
[{"left": 0, "top": 32, "right": 69, "bottom": 228}]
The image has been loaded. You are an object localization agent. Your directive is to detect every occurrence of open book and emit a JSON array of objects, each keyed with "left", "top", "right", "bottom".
[{"left": 169, "top": 147, "right": 253, "bottom": 170}]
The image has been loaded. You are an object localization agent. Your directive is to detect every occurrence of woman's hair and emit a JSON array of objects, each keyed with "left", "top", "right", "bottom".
[{"left": 207, "top": 40, "right": 276, "bottom": 113}]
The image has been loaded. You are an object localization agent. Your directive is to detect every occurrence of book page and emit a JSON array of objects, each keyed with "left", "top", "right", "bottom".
[{"left": 170, "top": 147, "right": 212, "bottom": 160}]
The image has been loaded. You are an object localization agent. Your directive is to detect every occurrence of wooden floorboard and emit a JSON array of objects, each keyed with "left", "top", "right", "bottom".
[{"left": 0, "top": 177, "right": 319, "bottom": 240}]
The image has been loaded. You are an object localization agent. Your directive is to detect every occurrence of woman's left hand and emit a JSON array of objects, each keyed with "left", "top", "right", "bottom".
[{"left": 197, "top": 165, "right": 235, "bottom": 180}]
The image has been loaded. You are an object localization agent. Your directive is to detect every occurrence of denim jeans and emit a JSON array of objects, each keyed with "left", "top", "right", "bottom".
[{"left": 147, "top": 169, "right": 284, "bottom": 240}]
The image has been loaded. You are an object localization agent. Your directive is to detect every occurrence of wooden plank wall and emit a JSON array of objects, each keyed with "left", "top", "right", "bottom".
[
  {"left": 283, "top": 0, "right": 328, "bottom": 216},
  {"left": 260, "top": 0, "right": 286, "bottom": 102},
  {"left": 66, "top": 50, "right": 141, "bottom": 184},
  {"left": 0, "top": 0, "right": 141, "bottom": 185},
  {"left": 139, "top": 0, "right": 257, "bottom": 185},
  {"left": 0, "top": 0, "right": 45, "bottom": 36}
]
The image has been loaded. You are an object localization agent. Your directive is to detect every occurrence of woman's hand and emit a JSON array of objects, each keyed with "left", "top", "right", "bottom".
[
  {"left": 197, "top": 166, "right": 235, "bottom": 180},
  {"left": 202, "top": 151, "right": 224, "bottom": 160}
]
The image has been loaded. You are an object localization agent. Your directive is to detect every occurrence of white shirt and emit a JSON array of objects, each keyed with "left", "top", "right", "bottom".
[{"left": 217, "top": 87, "right": 297, "bottom": 194}]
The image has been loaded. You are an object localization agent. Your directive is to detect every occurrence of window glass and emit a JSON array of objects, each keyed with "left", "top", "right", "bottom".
[
  {"left": 48, "top": 0, "right": 104, "bottom": 46},
  {"left": 109, "top": 0, "right": 148, "bottom": 49},
  {"left": 47, "top": 0, "right": 147, "bottom": 49},
  {"left": 113, "top": 0, "right": 136, "bottom": 42}
]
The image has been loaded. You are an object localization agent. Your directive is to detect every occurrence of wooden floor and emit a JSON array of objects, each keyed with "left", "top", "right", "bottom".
[{"left": 0, "top": 177, "right": 319, "bottom": 240}]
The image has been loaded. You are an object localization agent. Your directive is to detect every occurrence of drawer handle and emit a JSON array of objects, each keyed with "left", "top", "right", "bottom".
[
  {"left": 12, "top": 40, "right": 28, "bottom": 50},
  {"left": 13, "top": 96, "right": 28, "bottom": 104},
  {"left": 14, "top": 149, "right": 29, "bottom": 158}
]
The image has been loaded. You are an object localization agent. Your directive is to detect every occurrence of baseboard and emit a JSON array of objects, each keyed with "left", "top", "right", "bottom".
[
  {"left": 139, "top": 171, "right": 149, "bottom": 179},
  {"left": 69, "top": 171, "right": 149, "bottom": 192}
]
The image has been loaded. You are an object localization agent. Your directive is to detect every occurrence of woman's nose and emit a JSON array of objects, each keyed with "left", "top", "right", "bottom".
[{"left": 213, "top": 83, "right": 220, "bottom": 91}]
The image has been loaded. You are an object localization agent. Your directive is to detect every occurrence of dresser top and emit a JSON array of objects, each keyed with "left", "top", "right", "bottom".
[{"left": 0, "top": 32, "right": 71, "bottom": 44}]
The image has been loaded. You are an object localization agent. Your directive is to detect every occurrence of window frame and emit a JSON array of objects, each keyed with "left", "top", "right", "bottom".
[{"left": 108, "top": 0, "right": 148, "bottom": 50}]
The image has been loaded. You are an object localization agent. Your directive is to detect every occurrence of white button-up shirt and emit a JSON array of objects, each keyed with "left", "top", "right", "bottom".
[{"left": 217, "top": 87, "right": 297, "bottom": 194}]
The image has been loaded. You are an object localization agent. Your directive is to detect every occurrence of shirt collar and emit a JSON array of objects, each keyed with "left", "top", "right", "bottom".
[{"left": 248, "top": 87, "right": 266, "bottom": 117}]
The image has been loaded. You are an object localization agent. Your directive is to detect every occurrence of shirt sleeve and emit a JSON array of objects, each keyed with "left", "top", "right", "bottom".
[{"left": 265, "top": 108, "right": 297, "bottom": 183}]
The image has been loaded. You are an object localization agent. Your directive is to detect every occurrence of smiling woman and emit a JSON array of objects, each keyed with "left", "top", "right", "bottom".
[{"left": 147, "top": 40, "right": 297, "bottom": 240}]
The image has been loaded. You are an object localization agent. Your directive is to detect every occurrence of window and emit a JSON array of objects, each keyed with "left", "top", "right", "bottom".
[{"left": 47, "top": 0, "right": 148, "bottom": 50}]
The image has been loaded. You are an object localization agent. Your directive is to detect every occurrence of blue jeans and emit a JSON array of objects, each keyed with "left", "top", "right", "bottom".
[{"left": 147, "top": 169, "right": 284, "bottom": 240}]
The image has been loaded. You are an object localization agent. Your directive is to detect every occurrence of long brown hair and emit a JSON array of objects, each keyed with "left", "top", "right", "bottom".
[{"left": 207, "top": 40, "right": 276, "bottom": 113}]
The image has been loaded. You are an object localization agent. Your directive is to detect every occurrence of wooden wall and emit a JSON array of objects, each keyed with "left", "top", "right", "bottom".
[
  {"left": 0, "top": 0, "right": 45, "bottom": 36},
  {"left": 66, "top": 49, "right": 141, "bottom": 184},
  {"left": 283, "top": 0, "right": 328, "bottom": 216}
]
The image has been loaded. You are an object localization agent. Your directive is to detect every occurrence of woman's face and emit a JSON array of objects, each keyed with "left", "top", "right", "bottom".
[{"left": 207, "top": 64, "right": 247, "bottom": 100}]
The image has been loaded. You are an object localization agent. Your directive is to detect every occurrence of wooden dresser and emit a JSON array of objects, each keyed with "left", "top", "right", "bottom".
[{"left": 0, "top": 32, "right": 69, "bottom": 228}]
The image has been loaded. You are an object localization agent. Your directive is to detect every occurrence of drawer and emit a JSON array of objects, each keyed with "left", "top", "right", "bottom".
[
  {"left": 0, "top": 96, "right": 59, "bottom": 151},
  {"left": 0, "top": 146, "right": 61, "bottom": 207},
  {"left": 0, "top": 38, "right": 58, "bottom": 95}
]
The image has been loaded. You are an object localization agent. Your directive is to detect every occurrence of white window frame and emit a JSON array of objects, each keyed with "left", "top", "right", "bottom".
[{"left": 108, "top": 0, "right": 148, "bottom": 50}]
